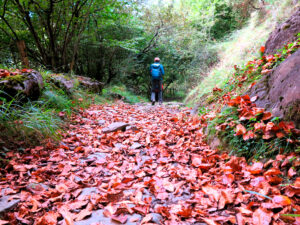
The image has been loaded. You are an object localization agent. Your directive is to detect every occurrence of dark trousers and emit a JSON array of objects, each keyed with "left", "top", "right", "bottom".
[{"left": 151, "top": 79, "right": 163, "bottom": 102}]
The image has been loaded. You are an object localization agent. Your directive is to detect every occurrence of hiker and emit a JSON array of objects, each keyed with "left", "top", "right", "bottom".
[{"left": 150, "top": 57, "right": 164, "bottom": 105}]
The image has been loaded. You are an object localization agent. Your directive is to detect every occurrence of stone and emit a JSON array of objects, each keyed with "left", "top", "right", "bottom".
[
  {"left": 209, "top": 137, "right": 221, "bottom": 150},
  {"left": 0, "top": 70, "right": 43, "bottom": 101},
  {"left": 75, "top": 75, "right": 104, "bottom": 93},
  {"left": 265, "top": 9, "right": 300, "bottom": 55},
  {"left": 87, "top": 152, "right": 107, "bottom": 161},
  {"left": 126, "top": 125, "right": 139, "bottom": 132},
  {"left": 130, "top": 142, "right": 143, "bottom": 150},
  {"left": 150, "top": 213, "right": 163, "bottom": 224},
  {"left": 74, "top": 209, "right": 142, "bottom": 225},
  {"left": 51, "top": 75, "right": 74, "bottom": 94},
  {"left": 247, "top": 49, "right": 300, "bottom": 126},
  {"left": 26, "top": 183, "right": 49, "bottom": 194},
  {"left": 103, "top": 122, "right": 130, "bottom": 133},
  {"left": 78, "top": 187, "right": 99, "bottom": 200},
  {"left": 0, "top": 188, "right": 20, "bottom": 214},
  {"left": 97, "top": 120, "right": 106, "bottom": 126}
]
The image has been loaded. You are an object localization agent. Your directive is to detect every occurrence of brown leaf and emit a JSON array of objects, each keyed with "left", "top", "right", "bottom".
[
  {"left": 236, "top": 124, "right": 247, "bottom": 136},
  {"left": 111, "top": 214, "right": 128, "bottom": 224},
  {"left": 75, "top": 203, "right": 93, "bottom": 221},
  {"left": 262, "top": 112, "right": 272, "bottom": 121},
  {"left": 272, "top": 195, "right": 291, "bottom": 206},
  {"left": 252, "top": 208, "right": 273, "bottom": 225},
  {"left": 248, "top": 162, "right": 263, "bottom": 175},
  {"left": 288, "top": 167, "right": 296, "bottom": 178},
  {"left": 35, "top": 212, "right": 59, "bottom": 225}
]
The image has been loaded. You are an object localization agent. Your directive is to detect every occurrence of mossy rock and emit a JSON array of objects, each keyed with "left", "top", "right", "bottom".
[{"left": 0, "top": 70, "right": 44, "bottom": 101}]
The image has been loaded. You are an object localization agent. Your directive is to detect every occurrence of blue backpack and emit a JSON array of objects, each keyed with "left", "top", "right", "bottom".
[{"left": 151, "top": 63, "right": 161, "bottom": 79}]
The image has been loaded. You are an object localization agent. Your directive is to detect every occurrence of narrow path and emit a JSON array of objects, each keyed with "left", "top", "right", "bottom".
[{"left": 0, "top": 102, "right": 298, "bottom": 225}]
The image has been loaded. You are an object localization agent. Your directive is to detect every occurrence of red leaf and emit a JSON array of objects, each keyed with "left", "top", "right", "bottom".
[
  {"left": 236, "top": 124, "right": 247, "bottom": 136},
  {"left": 243, "top": 130, "right": 256, "bottom": 141},
  {"left": 276, "top": 131, "right": 286, "bottom": 138},
  {"left": 260, "top": 46, "right": 265, "bottom": 53},
  {"left": 272, "top": 195, "right": 291, "bottom": 206},
  {"left": 111, "top": 214, "right": 128, "bottom": 224},
  {"left": 288, "top": 167, "right": 297, "bottom": 178},
  {"left": 264, "top": 168, "right": 281, "bottom": 176},
  {"left": 252, "top": 208, "right": 273, "bottom": 225},
  {"left": 178, "top": 208, "right": 192, "bottom": 218},
  {"left": 35, "top": 212, "right": 59, "bottom": 225},
  {"left": 254, "top": 122, "right": 265, "bottom": 131},
  {"left": 248, "top": 162, "right": 263, "bottom": 175},
  {"left": 262, "top": 112, "right": 272, "bottom": 121}
]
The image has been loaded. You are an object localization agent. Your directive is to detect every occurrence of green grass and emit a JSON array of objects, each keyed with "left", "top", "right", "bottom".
[
  {"left": 102, "top": 85, "right": 148, "bottom": 104},
  {"left": 206, "top": 106, "right": 296, "bottom": 160},
  {"left": 0, "top": 71, "right": 145, "bottom": 147}
]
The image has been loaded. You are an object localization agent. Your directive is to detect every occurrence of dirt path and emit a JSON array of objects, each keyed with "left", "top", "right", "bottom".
[{"left": 0, "top": 102, "right": 299, "bottom": 225}]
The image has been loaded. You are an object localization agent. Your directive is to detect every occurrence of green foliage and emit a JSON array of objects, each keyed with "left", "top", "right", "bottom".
[
  {"left": 0, "top": 95, "right": 62, "bottom": 143},
  {"left": 103, "top": 85, "right": 147, "bottom": 104},
  {"left": 207, "top": 106, "right": 295, "bottom": 160},
  {"left": 185, "top": 0, "right": 298, "bottom": 105}
]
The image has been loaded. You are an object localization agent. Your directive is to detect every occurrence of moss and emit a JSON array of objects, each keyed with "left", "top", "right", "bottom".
[{"left": 4, "top": 75, "right": 26, "bottom": 84}]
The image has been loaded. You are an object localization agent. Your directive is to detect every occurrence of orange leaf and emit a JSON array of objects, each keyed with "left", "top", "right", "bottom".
[
  {"left": 272, "top": 195, "right": 291, "bottom": 206},
  {"left": 262, "top": 112, "right": 272, "bottom": 121},
  {"left": 248, "top": 162, "right": 263, "bottom": 175},
  {"left": 288, "top": 167, "right": 296, "bottom": 178},
  {"left": 260, "top": 46, "right": 265, "bottom": 53},
  {"left": 276, "top": 131, "right": 285, "bottom": 138},
  {"left": 252, "top": 208, "right": 273, "bottom": 225},
  {"left": 178, "top": 208, "right": 192, "bottom": 218},
  {"left": 264, "top": 168, "right": 281, "bottom": 176},
  {"left": 236, "top": 124, "right": 247, "bottom": 136},
  {"left": 35, "top": 212, "right": 59, "bottom": 225}
]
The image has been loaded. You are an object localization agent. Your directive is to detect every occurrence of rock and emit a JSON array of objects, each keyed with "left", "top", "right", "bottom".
[
  {"left": 130, "top": 142, "right": 143, "bottom": 149},
  {"left": 209, "top": 137, "right": 221, "bottom": 150},
  {"left": 78, "top": 187, "right": 99, "bottom": 200},
  {"left": 97, "top": 120, "right": 106, "bottom": 126},
  {"left": 74, "top": 209, "right": 142, "bottom": 225},
  {"left": 126, "top": 125, "right": 139, "bottom": 132},
  {"left": 247, "top": 49, "right": 300, "bottom": 126},
  {"left": 0, "top": 188, "right": 20, "bottom": 214},
  {"left": 150, "top": 213, "right": 163, "bottom": 224},
  {"left": 75, "top": 75, "right": 104, "bottom": 93},
  {"left": 26, "top": 183, "right": 49, "bottom": 194},
  {"left": 103, "top": 122, "right": 130, "bottom": 133},
  {"left": 0, "top": 70, "right": 43, "bottom": 101},
  {"left": 51, "top": 75, "right": 74, "bottom": 94},
  {"left": 114, "top": 143, "right": 126, "bottom": 149},
  {"left": 87, "top": 152, "right": 107, "bottom": 161},
  {"left": 265, "top": 9, "right": 300, "bottom": 55}
]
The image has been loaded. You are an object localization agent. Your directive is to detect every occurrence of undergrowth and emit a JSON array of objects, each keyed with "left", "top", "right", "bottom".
[
  {"left": 0, "top": 71, "right": 144, "bottom": 150},
  {"left": 201, "top": 36, "right": 300, "bottom": 160},
  {"left": 185, "top": 0, "right": 299, "bottom": 105}
]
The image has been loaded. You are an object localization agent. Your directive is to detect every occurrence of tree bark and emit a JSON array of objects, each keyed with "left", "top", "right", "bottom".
[{"left": 16, "top": 40, "right": 30, "bottom": 68}]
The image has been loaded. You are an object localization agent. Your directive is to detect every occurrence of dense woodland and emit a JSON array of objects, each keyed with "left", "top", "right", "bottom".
[{"left": 0, "top": 0, "right": 264, "bottom": 97}]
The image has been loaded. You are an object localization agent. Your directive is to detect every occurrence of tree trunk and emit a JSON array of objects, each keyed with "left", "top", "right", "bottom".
[{"left": 16, "top": 40, "right": 29, "bottom": 68}]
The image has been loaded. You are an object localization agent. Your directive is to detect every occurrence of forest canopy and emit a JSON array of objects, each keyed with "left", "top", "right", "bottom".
[{"left": 0, "top": 0, "right": 266, "bottom": 97}]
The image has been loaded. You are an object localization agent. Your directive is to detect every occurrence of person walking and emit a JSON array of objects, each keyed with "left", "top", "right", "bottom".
[{"left": 150, "top": 57, "right": 164, "bottom": 105}]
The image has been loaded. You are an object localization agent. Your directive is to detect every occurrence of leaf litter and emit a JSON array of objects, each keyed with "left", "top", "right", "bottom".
[{"left": 0, "top": 102, "right": 299, "bottom": 224}]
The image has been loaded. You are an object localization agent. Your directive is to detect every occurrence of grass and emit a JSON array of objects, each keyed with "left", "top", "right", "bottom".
[
  {"left": 185, "top": 0, "right": 299, "bottom": 105},
  {"left": 102, "top": 85, "right": 148, "bottom": 104},
  {"left": 206, "top": 106, "right": 296, "bottom": 160},
  {"left": 0, "top": 71, "right": 145, "bottom": 149}
]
